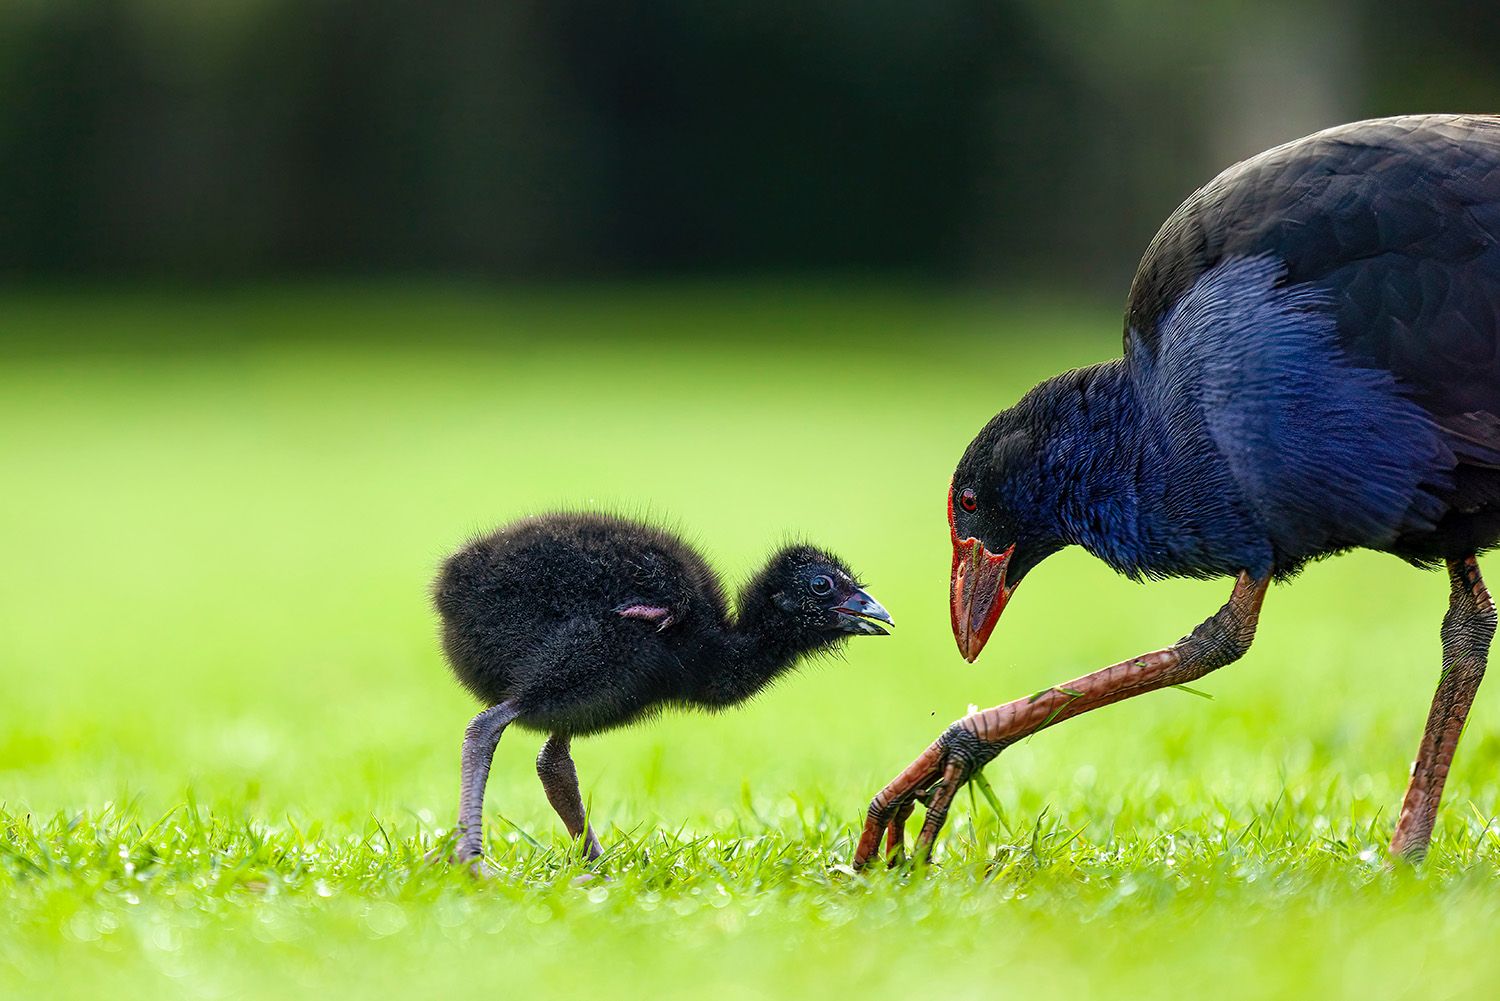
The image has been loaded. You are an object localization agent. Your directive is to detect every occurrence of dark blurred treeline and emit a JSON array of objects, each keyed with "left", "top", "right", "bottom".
[{"left": 2, "top": 0, "right": 1498, "bottom": 288}]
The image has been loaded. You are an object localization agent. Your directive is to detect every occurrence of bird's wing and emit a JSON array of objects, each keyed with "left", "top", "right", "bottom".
[
  {"left": 1436, "top": 412, "right": 1500, "bottom": 468},
  {"left": 614, "top": 602, "right": 677, "bottom": 631},
  {"left": 1124, "top": 115, "right": 1500, "bottom": 446}
]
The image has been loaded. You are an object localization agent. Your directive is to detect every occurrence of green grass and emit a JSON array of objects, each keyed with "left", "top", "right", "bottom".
[{"left": 4, "top": 284, "right": 1500, "bottom": 1000}]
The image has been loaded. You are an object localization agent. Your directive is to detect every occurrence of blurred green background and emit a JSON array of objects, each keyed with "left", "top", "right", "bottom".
[
  {"left": 5, "top": 4, "right": 1500, "bottom": 1001},
  {"left": 4, "top": 0, "right": 1500, "bottom": 287}
]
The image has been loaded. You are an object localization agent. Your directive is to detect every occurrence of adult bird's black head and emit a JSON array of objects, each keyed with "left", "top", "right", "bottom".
[{"left": 947, "top": 401, "right": 1068, "bottom": 662}]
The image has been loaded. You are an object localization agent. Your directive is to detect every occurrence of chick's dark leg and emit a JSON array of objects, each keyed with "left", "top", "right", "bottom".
[
  {"left": 537, "top": 733, "right": 603, "bottom": 860},
  {"left": 1390, "top": 556, "right": 1495, "bottom": 861},
  {"left": 455, "top": 700, "right": 520, "bottom": 863},
  {"left": 855, "top": 572, "right": 1268, "bottom": 869}
]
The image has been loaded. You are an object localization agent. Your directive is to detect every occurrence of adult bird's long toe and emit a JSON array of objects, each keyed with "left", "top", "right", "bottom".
[{"left": 856, "top": 114, "right": 1500, "bottom": 870}]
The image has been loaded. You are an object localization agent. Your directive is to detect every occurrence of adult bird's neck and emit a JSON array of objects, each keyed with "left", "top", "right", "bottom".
[{"left": 1027, "top": 360, "right": 1267, "bottom": 580}]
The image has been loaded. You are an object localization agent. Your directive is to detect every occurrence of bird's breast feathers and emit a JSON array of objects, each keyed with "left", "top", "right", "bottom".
[{"left": 1134, "top": 255, "right": 1454, "bottom": 567}]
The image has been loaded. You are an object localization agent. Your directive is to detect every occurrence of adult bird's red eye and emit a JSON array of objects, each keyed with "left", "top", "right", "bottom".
[{"left": 959, "top": 489, "right": 977, "bottom": 513}]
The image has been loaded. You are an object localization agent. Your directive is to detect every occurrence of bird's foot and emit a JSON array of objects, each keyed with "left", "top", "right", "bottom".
[
  {"left": 424, "top": 829, "right": 499, "bottom": 878},
  {"left": 445, "top": 848, "right": 499, "bottom": 879},
  {"left": 853, "top": 719, "right": 1002, "bottom": 871},
  {"left": 570, "top": 871, "right": 609, "bottom": 886},
  {"left": 422, "top": 829, "right": 459, "bottom": 867},
  {"left": 464, "top": 856, "right": 501, "bottom": 879}
]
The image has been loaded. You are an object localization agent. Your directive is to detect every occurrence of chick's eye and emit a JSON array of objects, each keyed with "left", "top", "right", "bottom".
[
  {"left": 809, "top": 574, "right": 833, "bottom": 596},
  {"left": 959, "top": 488, "right": 978, "bottom": 513}
]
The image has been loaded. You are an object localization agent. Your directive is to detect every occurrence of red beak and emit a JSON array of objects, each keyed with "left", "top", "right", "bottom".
[{"left": 948, "top": 489, "right": 1015, "bottom": 663}]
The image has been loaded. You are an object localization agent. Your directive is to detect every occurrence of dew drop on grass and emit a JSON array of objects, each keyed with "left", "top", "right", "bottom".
[
  {"left": 65, "top": 912, "right": 101, "bottom": 943},
  {"left": 433, "top": 898, "right": 470, "bottom": 929},
  {"left": 150, "top": 922, "right": 182, "bottom": 953},
  {"left": 363, "top": 902, "right": 408, "bottom": 937}
]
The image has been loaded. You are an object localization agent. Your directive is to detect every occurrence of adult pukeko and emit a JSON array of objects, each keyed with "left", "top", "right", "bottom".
[
  {"left": 433, "top": 511, "right": 892, "bottom": 867},
  {"left": 855, "top": 114, "right": 1500, "bottom": 868}
]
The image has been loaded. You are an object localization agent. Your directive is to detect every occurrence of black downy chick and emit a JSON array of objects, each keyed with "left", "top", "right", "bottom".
[{"left": 431, "top": 511, "right": 893, "bottom": 865}]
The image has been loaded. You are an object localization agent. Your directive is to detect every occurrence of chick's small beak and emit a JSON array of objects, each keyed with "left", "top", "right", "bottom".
[{"left": 834, "top": 587, "right": 895, "bottom": 636}]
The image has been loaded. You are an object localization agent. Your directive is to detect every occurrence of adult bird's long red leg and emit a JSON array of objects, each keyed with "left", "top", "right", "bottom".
[
  {"left": 1389, "top": 556, "right": 1495, "bottom": 861},
  {"left": 854, "top": 572, "right": 1269, "bottom": 870}
]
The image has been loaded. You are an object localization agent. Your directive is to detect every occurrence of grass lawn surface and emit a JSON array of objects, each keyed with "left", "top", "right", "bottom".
[{"left": 4, "top": 285, "right": 1499, "bottom": 999}]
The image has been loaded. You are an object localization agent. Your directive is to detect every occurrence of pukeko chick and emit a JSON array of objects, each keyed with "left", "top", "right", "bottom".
[
  {"left": 433, "top": 511, "right": 892, "bottom": 866},
  {"left": 856, "top": 114, "right": 1500, "bottom": 868}
]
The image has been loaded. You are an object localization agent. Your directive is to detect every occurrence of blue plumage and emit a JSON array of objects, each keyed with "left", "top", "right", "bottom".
[
  {"left": 953, "top": 117, "right": 1500, "bottom": 588},
  {"left": 1138, "top": 255, "right": 1454, "bottom": 575},
  {"left": 859, "top": 116, "right": 1500, "bottom": 873}
]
